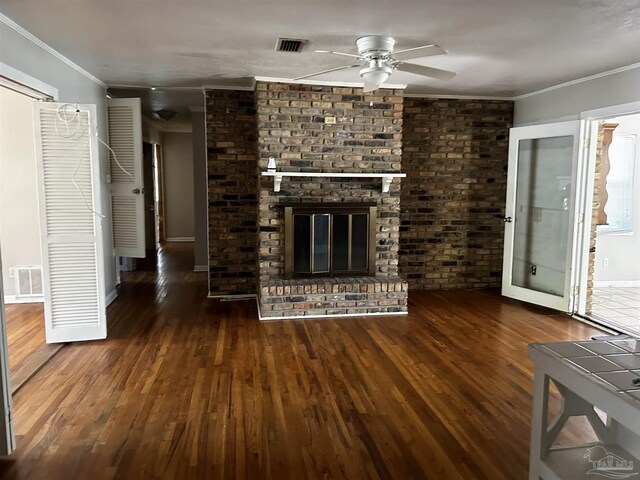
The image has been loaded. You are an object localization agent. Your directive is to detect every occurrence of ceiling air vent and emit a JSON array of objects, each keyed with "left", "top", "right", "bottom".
[{"left": 275, "top": 38, "right": 306, "bottom": 53}]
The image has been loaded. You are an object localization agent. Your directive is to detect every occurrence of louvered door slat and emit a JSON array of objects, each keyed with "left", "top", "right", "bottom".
[
  {"left": 33, "top": 103, "right": 107, "bottom": 343},
  {"left": 107, "top": 98, "right": 145, "bottom": 258}
]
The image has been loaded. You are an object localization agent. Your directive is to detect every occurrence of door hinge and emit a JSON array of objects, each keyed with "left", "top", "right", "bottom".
[
  {"left": 571, "top": 285, "right": 580, "bottom": 296},
  {"left": 583, "top": 137, "right": 590, "bottom": 149}
]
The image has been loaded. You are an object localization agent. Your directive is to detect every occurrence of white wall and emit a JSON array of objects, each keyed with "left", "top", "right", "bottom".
[
  {"left": 594, "top": 114, "right": 640, "bottom": 285},
  {"left": 514, "top": 66, "right": 640, "bottom": 126},
  {"left": 0, "top": 87, "right": 42, "bottom": 299},
  {"left": 162, "top": 132, "right": 195, "bottom": 240},
  {"left": 0, "top": 19, "right": 116, "bottom": 298}
]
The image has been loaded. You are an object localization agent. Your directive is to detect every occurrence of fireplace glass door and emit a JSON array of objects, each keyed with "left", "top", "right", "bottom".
[{"left": 285, "top": 204, "right": 376, "bottom": 278}]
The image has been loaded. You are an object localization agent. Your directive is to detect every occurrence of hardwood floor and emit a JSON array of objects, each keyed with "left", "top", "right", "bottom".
[
  {"left": 5, "top": 303, "right": 62, "bottom": 393},
  {"left": 0, "top": 243, "right": 601, "bottom": 479}
]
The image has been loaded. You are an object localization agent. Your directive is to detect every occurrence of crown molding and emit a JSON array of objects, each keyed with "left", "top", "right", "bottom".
[
  {"left": 513, "top": 62, "right": 640, "bottom": 100},
  {"left": 254, "top": 76, "right": 407, "bottom": 90},
  {"left": 403, "top": 93, "right": 513, "bottom": 101},
  {"left": 0, "top": 12, "right": 106, "bottom": 88},
  {"left": 107, "top": 84, "right": 205, "bottom": 91},
  {"left": 202, "top": 84, "right": 255, "bottom": 91}
]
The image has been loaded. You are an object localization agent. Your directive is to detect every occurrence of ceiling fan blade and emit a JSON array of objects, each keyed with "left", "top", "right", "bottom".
[
  {"left": 395, "top": 62, "right": 456, "bottom": 81},
  {"left": 363, "top": 82, "right": 378, "bottom": 93},
  {"left": 315, "top": 50, "right": 363, "bottom": 59},
  {"left": 392, "top": 44, "right": 447, "bottom": 61},
  {"left": 293, "top": 64, "right": 361, "bottom": 81}
]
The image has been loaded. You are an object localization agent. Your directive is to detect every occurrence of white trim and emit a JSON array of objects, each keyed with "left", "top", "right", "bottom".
[
  {"left": 594, "top": 280, "right": 640, "bottom": 288},
  {"left": 403, "top": 93, "right": 512, "bottom": 101},
  {"left": 202, "top": 84, "right": 255, "bottom": 91},
  {"left": 514, "top": 63, "right": 640, "bottom": 100},
  {"left": 0, "top": 13, "right": 106, "bottom": 88},
  {"left": 105, "top": 289, "right": 118, "bottom": 307},
  {"left": 165, "top": 237, "right": 195, "bottom": 242},
  {"left": 255, "top": 76, "right": 407, "bottom": 90},
  {"left": 193, "top": 265, "right": 208, "bottom": 272},
  {"left": 3, "top": 295, "right": 44, "bottom": 304},
  {"left": 580, "top": 101, "right": 640, "bottom": 120},
  {"left": 0, "top": 62, "right": 58, "bottom": 99}
]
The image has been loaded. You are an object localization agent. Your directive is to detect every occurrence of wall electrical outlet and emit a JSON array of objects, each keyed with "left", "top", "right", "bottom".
[
  {"left": 324, "top": 116, "right": 336, "bottom": 124},
  {"left": 603, "top": 258, "right": 609, "bottom": 267}
]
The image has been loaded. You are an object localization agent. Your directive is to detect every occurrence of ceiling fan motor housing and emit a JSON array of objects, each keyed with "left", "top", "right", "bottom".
[{"left": 356, "top": 35, "right": 395, "bottom": 59}]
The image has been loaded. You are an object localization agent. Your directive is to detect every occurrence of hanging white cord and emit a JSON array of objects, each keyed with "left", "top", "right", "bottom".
[
  {"left": 98, "top": 137, "right": 133, "bottom": 178},
  {"left": 53, "top": 103, "right": 134, "bottom": 219}
]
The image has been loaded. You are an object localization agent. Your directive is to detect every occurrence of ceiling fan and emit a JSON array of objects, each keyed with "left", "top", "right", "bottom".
[{"left": 294, "top": 35, "right": 456, "bottom": 92}]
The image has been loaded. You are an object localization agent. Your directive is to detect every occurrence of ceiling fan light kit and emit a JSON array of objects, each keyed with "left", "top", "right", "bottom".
[{"left": 293, "top": 35, "right": 456, "bottom": 92}]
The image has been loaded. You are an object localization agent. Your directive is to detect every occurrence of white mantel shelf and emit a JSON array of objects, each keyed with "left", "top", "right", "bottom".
[{"left": 261, "top": 171, "right": 407, "bottom": 193}]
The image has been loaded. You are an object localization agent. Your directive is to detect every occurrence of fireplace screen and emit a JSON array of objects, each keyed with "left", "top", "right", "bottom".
[{"left": 284, "top": 203, "right": 376, "bottom": 278}]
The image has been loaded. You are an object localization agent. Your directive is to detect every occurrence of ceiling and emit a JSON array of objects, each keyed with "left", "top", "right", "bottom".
[{"left": 1, "top": 0, "right": 639, "bottom": 99}]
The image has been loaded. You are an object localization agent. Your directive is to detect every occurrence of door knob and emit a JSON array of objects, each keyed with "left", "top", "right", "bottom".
[{"left": 503, "top": 216, "right": 513, "bottom": 223}]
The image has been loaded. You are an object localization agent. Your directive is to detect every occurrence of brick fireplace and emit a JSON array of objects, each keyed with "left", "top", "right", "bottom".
[{"left": 255, "top": 81, "right": 408, "bottom": 319}]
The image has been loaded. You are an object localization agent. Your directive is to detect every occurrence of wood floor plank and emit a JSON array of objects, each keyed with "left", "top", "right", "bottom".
[{"left": 0, "top": 243, "right": 602, "bottom": 479}]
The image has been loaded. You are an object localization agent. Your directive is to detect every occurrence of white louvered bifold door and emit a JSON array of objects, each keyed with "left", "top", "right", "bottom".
[
  {"left": 33, "top": 103, "right": 107, "bottom": 343},
  {"left": 107, "top": 98, "right": 145, "bottom": 258}
]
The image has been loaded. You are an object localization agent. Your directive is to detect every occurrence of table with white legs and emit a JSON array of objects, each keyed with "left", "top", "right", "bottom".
[{"left": 528, "top": 339, "right": 640, "bottom": 480}]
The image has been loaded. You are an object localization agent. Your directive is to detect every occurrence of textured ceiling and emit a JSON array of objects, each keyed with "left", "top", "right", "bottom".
[{"left": 1, "top": 0, "right": 639, "bottom": 97}]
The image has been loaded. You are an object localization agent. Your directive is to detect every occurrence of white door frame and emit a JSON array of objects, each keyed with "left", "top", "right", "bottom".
[
  {"left": 0, "top": 67, "right": 58, "bottom": 455},
  {"left": 574, "top": 101, "right": 640, "bottom": 316}
]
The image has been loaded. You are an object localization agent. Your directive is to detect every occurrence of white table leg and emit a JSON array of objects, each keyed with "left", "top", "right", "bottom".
[{"left": 529, "top": 367, "right": 550, "bottom": 480}]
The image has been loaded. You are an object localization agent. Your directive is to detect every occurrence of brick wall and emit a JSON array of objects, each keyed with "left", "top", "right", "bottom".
[
  {"left": 400, "top": 98, "right": 513, "bottom": 289},
  {"left": 205, "top": 90, "right": 258, "bottom": 295},
  {"left": 205, "top": 89, "right": 515, "bottom": 300}
]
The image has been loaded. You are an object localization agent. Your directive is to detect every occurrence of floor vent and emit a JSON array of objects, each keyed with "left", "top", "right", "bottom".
[
  {"left": 275, "top": 38, "right": 306, "bottom": 53},
  {"left": 13, "top": 265, "right": 43, "bottom": 298}
]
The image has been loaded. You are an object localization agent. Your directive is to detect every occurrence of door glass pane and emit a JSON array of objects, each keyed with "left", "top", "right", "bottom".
[
  {"left": 513, "top": 136, "right": 573, "bottom": 296},
  {"left": 313, "top": 214, "right": 329, "bottom": 273},
  {"left": 332, "top": 214, "right": 349, "bottom": 270},
  {"left": 352, "top": 214, "right": 368, "bottom": 271},
  {"left": 293, "top": 215, "right": 311, "bottom": 273}
]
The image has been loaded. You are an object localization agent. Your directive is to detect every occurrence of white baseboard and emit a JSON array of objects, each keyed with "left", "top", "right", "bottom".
[
  {"left": 105, "top": 289, "right": 118, "bottom": 307},
  {"left": 4, "top": 295, "right": 44, "bottom": 304},
  {"left": 193, "top": 265, "right": 208, "bottom": 272},
  {"left": 594, "top": 280, "right": 640, "bottom": 288},
  {"left": 165, "top": 237, "right": 195, "bottom": 242}
]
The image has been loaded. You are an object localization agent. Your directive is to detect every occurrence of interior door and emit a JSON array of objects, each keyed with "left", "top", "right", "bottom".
[
  {"left": 107, "top": 98, "right": 145, "bottom": 258},
  {"left": 33, "top": 102, "right": 107, "bottom": 343},
  {"left": 502, "top": 121, "right": 586, "bottom": 312},
  {"left": 0, "top": 247, "right": 15, "bottom": 455}
]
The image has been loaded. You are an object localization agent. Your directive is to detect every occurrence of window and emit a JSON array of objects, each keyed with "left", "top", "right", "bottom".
[{"left": 599, "top": 133, "right": 636, "bottom": 234}]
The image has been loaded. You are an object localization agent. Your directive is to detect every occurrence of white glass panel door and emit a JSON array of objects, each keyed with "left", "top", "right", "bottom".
[{"left": 502, "top": 121, "right": 585, "bottom": 312}]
